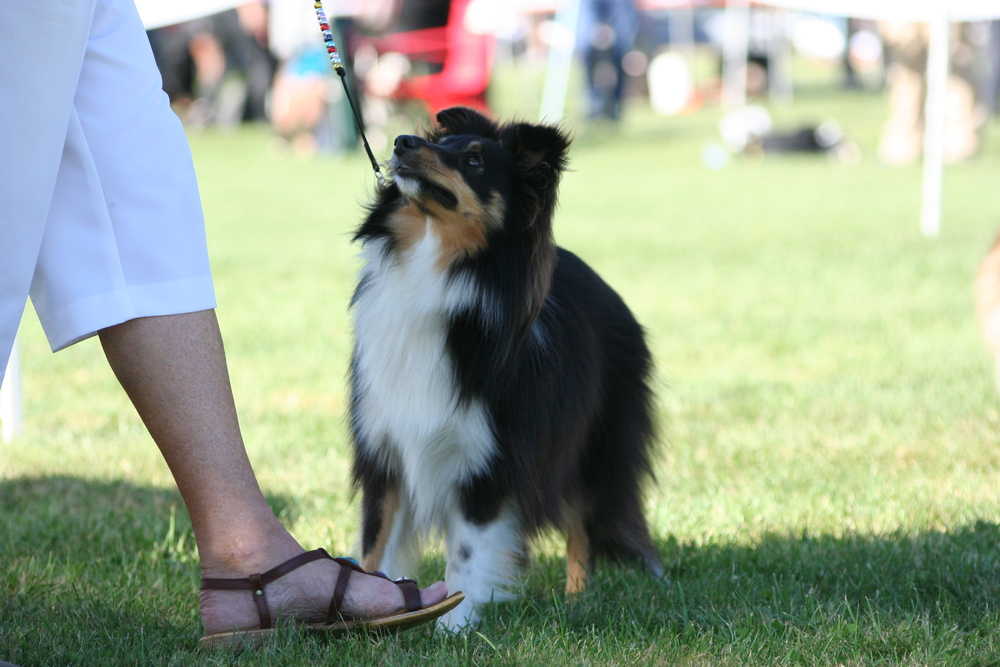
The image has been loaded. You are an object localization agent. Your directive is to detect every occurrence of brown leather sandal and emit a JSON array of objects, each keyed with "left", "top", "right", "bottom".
[{"left": 198, "top": 548, "right": 464, "bottom": 649}]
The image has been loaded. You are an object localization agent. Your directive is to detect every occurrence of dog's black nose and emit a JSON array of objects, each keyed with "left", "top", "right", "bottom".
[{"left": 394, "top": 134, "right": 420, "bottom": 155}]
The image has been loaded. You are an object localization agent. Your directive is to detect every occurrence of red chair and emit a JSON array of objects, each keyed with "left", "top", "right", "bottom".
[{"left": 373, "top": 0, "right": 495, "bottom": 114}]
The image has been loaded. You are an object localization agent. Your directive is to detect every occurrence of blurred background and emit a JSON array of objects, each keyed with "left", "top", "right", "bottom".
[
  {"left": 5, "top": 0, "right": 1000, "bottom": 440},
  {"left": 132, "top": 0, "right": 1000, "bottom": 164}
]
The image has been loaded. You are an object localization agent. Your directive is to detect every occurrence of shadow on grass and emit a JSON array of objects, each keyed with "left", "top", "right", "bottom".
[
  {"left": 481, "top": 522, "right": 1000, "bottom": 663},
  {"left": 4, "top": 476, "right": 1000, "bottom": 664},
  {"left": 0, "top": 475, "right": 296, "bottom": 562},
  {"left": 0, "top": 475, "right": 296, "bottom": 665}
]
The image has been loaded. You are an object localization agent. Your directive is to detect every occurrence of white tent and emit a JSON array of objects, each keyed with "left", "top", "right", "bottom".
[
  {"left": 755, "top": 0, "right": 1000, "bottom": 23},
  {"left": 133, "top": 0, "right": 244, "bottom": 30}
]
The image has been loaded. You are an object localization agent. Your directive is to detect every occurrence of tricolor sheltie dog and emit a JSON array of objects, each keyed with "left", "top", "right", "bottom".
[{"left": 348, "top": 107, "right": 663, "bottom": 630}]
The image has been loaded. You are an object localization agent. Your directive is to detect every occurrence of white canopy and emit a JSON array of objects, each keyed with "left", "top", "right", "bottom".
[
  {"left": 756, "top": 0, "right": 1000, "bottom": 23},
  {"left": 133, "top": 0, "right": 244, "bottom": 30}
]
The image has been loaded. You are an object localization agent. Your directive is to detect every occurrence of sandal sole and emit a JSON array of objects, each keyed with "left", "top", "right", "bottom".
[{"left": 199, "top": 591, "right": 465, "bottom": 649}]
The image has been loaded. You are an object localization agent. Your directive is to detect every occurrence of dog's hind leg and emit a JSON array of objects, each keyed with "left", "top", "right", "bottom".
[
  {"left": 361, "top": 483, "right": 399, "bottom": 571},
  {"left": 361, "top": 482, "right": 421, "bottom": 578},
  {"left": 564, "top": 504, "right": 591, "bottom": 596}
]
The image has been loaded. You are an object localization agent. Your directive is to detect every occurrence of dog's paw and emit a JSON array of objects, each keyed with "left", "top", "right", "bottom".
[{"left": 435, "top": 598, "right": 479, "bottom": 633}]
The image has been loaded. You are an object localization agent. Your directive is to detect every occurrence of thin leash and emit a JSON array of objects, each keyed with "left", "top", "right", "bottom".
[{"left": 313, "top": 0, "right": 386, "bottom": 184}]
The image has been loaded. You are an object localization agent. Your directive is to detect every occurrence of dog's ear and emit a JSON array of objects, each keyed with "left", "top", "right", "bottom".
[
  {"left": 435, "top": 106, "right": 498, "bottom": 138},
  {"left": 504, "top": 122, "right": 570, "bottom": 182}
]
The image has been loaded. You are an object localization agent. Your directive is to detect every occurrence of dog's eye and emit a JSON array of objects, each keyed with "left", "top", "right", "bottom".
[{"left": 464, "top": 154, "right": 482, "bottom": 168}]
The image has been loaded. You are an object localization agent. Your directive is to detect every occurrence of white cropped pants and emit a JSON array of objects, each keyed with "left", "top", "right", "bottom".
[{"left": 0, "top": 0, "right": 216, "bottom": 385}]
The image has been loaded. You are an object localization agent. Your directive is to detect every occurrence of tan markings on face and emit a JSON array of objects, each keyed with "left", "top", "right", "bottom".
[
  {"left": 429, "top": 183, "right": 509, "bottom": 270},
  {"left": 386, "top": 202, "right": 429, "bottom": 256},
  {"left": 400, "top": 147, "right": 507, "bottom": 271},
  {"left": 385, "top": 194, "right": 492, "bottom": 271}
]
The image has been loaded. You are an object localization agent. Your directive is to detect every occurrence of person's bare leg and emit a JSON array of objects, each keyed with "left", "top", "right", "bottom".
[{"left": 98, "top": 310, "right": 446, "bottom": 635}]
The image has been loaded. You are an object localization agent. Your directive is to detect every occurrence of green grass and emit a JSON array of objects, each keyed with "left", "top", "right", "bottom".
[{"left": 5, "top": 70, "right": 1000, "bottom": 664}]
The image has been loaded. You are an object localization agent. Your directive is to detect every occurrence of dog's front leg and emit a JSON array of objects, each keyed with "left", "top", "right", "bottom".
[{"left": 437, "top": 500, "right": 523, "bottom": 632}]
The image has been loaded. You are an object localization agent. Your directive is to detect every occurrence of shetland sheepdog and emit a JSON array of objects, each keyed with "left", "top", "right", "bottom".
[{"left": 348, "top": 107, "right": 663, "bottom": 630}]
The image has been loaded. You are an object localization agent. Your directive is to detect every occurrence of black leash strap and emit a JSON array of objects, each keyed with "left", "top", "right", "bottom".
[{"left": 314, "top": 1, "right": 385, "bottom": 183}]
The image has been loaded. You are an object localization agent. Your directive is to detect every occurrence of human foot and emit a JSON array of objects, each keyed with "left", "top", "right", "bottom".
[{"left": 199, "top": 548, "right": 451, "bottom": 641}]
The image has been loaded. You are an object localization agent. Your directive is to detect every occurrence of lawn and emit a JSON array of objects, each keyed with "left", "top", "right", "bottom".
[{"left": 3, "top": 67, "right": 1000, "bottom": 665}]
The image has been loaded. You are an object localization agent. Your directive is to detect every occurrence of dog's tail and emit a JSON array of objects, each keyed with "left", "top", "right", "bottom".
[
  {"left": 580, "top": 328, "right": 663, "bottom": 578},
  {"left": 584, "top": 485, "right": 664, "bottom": 579}
]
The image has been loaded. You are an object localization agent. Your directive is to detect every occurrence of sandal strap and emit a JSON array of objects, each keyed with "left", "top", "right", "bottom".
[
  {"left": 396, "top": 578, "right": 422, "bottom": 612},
  {"left": 259, "top": 548, "right": 334, "bottom": 585},
  {"left": 248, "top": 573, "right": 269, "bottom": 629},
  {"left": 325, "top": 558, "right": 423, "bottom": 621},
  {"left": 328, "top": 557, "right": 364, "bottom": 622},
  {"left": 200, "top": 548, "right": 335, "bottom": 630},
  {"left": 199, "top": 549, "right": 425, "bottom": 630}
]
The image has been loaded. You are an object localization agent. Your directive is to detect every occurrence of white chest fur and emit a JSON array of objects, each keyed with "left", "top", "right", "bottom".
[{"left": 351, "top": 231, "right": 496, "bottom": 528}]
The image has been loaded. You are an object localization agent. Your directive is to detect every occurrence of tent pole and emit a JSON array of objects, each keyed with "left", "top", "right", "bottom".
[
  {"left": 920, "top": 11, "right": 950, "bottom": 239},
  {"left": 722, "top": 0, "right": 750, "bottom": 109},
  {"left": 540, "top": 0, "right": 582, "bottom": 122}
]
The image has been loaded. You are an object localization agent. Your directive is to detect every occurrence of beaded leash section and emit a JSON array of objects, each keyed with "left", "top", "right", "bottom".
[{"left": 314, "top": 0, "right": 385, "bottom": 183}]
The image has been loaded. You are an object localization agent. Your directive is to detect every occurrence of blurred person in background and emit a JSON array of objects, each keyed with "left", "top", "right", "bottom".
[
  {"left": 268, "top": 0, "right": 363, "bottom": 155},
  {"left": 578, "top": 0, "right": 640, "bottom": 122},
  {"left": 147, "top": 3, "right": 276, "bottom": 126},
  {"left": 878, "top": 21, "right": 988, "bottom": 165}
]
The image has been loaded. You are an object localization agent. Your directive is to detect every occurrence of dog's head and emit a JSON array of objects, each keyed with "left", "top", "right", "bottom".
[
  {"left": 389, "top": 107, "right": 569, "bottom": 234},
  {"left": 365, "top": 107, "right": 569, "bottom": 268}
]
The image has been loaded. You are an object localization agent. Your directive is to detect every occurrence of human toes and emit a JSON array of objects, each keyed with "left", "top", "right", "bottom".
[
  {"left": 340, "top": 570, "right": 449, "bottom": 618},
  {"left": 419, "top": 580, "right": 449, "bottom": 607}
]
